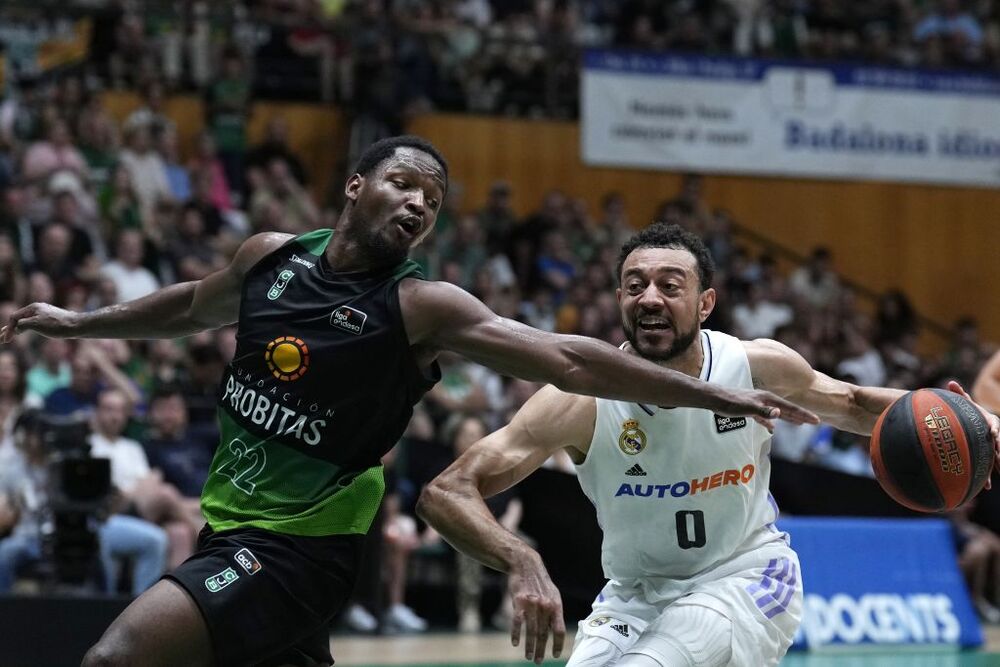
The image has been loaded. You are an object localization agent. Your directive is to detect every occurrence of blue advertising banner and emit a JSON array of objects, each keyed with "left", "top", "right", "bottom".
[{"left": 779, "top": 517, "right": 982, "bottom": 649}]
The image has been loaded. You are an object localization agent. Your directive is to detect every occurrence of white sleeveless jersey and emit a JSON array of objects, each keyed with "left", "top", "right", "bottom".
[{"left": 576, "top": 329, "right": 785, "bottom": 582}]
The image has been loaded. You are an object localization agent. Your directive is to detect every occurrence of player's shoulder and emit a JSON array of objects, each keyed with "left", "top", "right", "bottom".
[
  {"left": 398, "top": 278, "right": 489, "bottom": 343},
  {"left": 233, "top": 232, "right": 296, "bottom": 272},
  {"left": 741, "top": 337, "right": 787, "bottom": 360}
]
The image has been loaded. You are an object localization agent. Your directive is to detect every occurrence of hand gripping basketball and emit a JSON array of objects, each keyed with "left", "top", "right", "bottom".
[{"left": 871, "top": 382, "right": 999, "bottom": 512}]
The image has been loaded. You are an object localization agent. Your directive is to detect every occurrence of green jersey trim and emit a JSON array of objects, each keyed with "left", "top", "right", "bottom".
[{"left": 295, "top": 228, "right": 334, "bottom": 255}]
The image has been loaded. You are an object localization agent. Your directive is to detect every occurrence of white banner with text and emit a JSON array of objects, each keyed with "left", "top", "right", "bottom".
[{"left": 582, "top": 50, "right": 1000, "bottom": 187}]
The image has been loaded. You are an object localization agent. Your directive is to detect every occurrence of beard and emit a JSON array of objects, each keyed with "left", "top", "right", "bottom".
[
  {"left": 360, "top": 224, "right": 408, "bottom": 267},
  {"left": 622, "top": 320, "right": 700, "bottom": 362}
]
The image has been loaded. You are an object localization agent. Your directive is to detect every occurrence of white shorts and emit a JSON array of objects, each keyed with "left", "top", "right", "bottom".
[{"left": 568, "top": 542, "right": 802, "bottom": 667}]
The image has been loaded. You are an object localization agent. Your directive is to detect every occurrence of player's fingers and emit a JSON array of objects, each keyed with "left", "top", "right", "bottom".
[
  {"left": 766, "top": 395, "right": 819, "bottom": 424},
  {"left": 533, "top": 616, "right": 549, "bottom": 665},
  {"left": 551, "top": 608, "right": 566, "bottom": 658},
  {"left": 523, "top": 601, "right": 538, "bottom": 661},
  {"left": 947, "top": 380, "right": 969, "bottom": 399},
  {"left": 751, "top": 414, "right": 775, "bottom": 433},
  {"left": 510, "top": 604, "right": 524, "bottom": 648}
]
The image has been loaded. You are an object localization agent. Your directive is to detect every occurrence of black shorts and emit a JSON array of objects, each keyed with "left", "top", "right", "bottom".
[{"left": 165, "top": 525, "right": 364, "bottom": 667}]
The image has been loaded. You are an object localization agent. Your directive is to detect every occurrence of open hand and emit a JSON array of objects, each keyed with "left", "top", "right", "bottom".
[
  {"left": 717, "top": 389, "right": 819, "bottom": 433},
  {"left": 947, "top": 380, "right": 1000, "bottom": 491},
  {"left": 508, "top": 555, "right": 565, "bottom": 665},
  {"left": 0, "top": 302, "right": 80, "bottom": 343}
]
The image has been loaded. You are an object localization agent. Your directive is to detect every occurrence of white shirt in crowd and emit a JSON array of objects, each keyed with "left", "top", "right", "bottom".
[
  {"left": 88, "top": 432, "right": 152, "bottom": 495},
  {"left": 731, "top": 300, "right": 793, "bottom": 340},
  {"left": 101, "top": 260, "right": 161, "bottom": 303}
]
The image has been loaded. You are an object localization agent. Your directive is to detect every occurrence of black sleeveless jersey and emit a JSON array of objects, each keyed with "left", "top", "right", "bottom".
[{"left": 201, "top": 229, "right": 440, "bottom": 536}]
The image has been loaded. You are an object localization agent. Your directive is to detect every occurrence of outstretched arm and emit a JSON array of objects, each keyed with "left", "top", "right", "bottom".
[
  {"left": 745, "top": 338, "right": 904, "bottom": 435},
  {"left": 401, "top": 280, "right": 819, "bottom": 426},
  {"left": 418, "top": 385, "right": 592, "bottom": 664},
  {"left": 748, "top": 339, "right": 1000, "bottom": 482},
  {"left": 1, "top": 233, "right": 291, "bottom": 342}
]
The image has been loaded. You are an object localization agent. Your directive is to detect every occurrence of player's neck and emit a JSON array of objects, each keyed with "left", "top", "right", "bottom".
[
  {"left": 662, "top": 335, "right": 705, "bottom": 379},
  {"left": 625, "top": 334, "right": 705, "bottom": 379}
]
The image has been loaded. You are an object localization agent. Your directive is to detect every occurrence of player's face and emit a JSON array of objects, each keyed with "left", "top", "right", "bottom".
[
  {"left": 617, "top": 247, "right": 715, "bottom": 362},
  {"left": 345, "top": 147, "right": 446, "bottom": 266}
]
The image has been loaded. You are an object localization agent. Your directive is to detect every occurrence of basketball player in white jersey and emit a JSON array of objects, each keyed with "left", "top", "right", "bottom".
[{"left": 418, "top": 223, "right": 1000, "bottom": 666}]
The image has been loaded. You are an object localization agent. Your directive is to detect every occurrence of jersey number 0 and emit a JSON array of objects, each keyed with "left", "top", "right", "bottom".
[{"left": 675, "top": 510, "right": 707, "bottom": 549}]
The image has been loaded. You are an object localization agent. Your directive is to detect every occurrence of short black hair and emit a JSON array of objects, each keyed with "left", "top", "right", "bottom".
[
  {"left": 150, "top": 383, "right": 185, "bottom": 404},
  {"left": 352, "top": 135, "right": 448, "bottom": 186},
  {"left": 616, "top": 222, "right": 715, "bottom": 290}
]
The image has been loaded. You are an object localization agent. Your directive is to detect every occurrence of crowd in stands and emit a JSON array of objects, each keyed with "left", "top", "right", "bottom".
[
  {"left": 3, "top": 1, "right": 1000, "bottom": 123},
  {"left": 1, "top": 0, "right": 1000, "bottom": 632}
]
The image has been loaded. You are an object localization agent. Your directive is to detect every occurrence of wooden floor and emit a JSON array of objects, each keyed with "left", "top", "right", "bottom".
[{"left": 331, "top": 626, "right": 1000, "bottom": 666}]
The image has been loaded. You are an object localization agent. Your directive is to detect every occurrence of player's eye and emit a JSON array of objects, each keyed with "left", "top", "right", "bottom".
[{"left": 427, "top": 198, "right": 439, "bottom": 210}]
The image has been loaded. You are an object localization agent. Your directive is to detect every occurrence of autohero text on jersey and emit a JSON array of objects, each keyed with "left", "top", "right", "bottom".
[
  {"left": 615, "top": 464, "right": 755, "bottom": 499},
  {"left": 221, "top": 369, "right": 333, "bottom": 446}
]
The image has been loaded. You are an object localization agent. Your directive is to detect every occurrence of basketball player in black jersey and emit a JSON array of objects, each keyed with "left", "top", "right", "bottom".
[{"left": 2, "top": 136, "right": 817, "bottom": 667}]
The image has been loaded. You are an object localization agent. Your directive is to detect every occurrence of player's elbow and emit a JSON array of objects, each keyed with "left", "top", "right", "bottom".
[{"left": 416, "top": 475, "right": 454, "bottom": 527}]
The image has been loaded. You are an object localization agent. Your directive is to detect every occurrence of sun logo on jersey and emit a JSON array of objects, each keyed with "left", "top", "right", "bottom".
[
  {"left": 264, "top": 336, "right": 310, "bottom": 381},
  {"left": 618, "top": 419, "right": 647, "bottom": 455}
]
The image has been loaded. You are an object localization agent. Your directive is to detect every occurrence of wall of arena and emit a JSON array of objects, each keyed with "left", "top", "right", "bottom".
[{"left": 102, "top": 93, "right": 1000, "bottom": 342}]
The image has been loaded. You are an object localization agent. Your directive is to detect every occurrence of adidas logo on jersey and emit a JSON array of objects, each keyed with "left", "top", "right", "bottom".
[
  {"left": 611, "top": 624, "right": 629, "bottom": 637},
  {"left": 625, "top": 464, "right": 647, "bottom": 476}
]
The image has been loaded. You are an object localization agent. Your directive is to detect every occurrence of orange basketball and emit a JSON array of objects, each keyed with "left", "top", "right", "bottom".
[{"left": 870, "top": 388, "right": 993, "bottom": 513}]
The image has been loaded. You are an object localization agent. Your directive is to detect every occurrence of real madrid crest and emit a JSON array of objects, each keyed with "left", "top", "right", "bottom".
[{"left": 618, "top": 419, "right": 647, "bottom": 455}]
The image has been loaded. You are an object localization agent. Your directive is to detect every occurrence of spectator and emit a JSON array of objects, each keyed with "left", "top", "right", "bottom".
[
  {"left": 245, "top": 116, "right": 308, "bottom": 188},
  {"left": 789, "top": 246, "right": 841, "bottom": 310},
  {"left": 205, "top": 48, "right": 251, "bottom": 198},
  {"left": 156, "top": 127, "right": 191, "bottom": 202},
  {"left": 100, "top": 229, "right": 161, "bottom": 304},
  {"left": 187, "top": 131, "right": 233, "bottom": 212},
  {"left": 88, "top": 388, "right": 198, "bottom": 571},
  {"left": 167, "top": 204, "right": 225, "bottom": 281},
  {"left": 124, "top": 80, "right": 176, "bottom": 140},
  {"left": 21, "top": 118, "right": 88, "bottom": 190},
  {"left": 249, "top": 158, "right": 320, "bottom": 233},
  {"left": 142, "top": 386, "right": 216, "bottom": 499},
  {"left": 118, "top": 125, "right": 172, "bottom": 220},
  {"left": 0, "top": 234, "right": 26, "bottom": 305},
  {"left": 0, "top": 410, "right": 168, "bottom": 596},
  {"left": 44, "top": 343, "right": 141, "bottom": 418},
  {"left": 914, "top": 0, "right": 983, "bottom": 64},
  {"left": 0, "top": 350, "right": 27, "bottom": 460},
  {"left": 25, "top": 338, "right": 72, "bottom": 406},
  {"left": 731, "top": 280, "right": 794, "bottom": 340}
]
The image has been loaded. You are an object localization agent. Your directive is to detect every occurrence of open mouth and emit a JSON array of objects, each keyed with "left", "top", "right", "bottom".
[
  {"left": 396, "top": 216, "right": 421, "bottom": 237},
  {"left": 637, "top": 318, "right": 672, "bottom": 332}
]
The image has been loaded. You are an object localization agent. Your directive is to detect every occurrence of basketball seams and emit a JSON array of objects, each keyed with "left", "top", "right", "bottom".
[
  {"left": 934, "top": 389, "right": 992, "bottom": 506},
  {"left": 911, "top": 391, "right": 967, "bottom": 510},
  {"left": 877, "top": 394, "right": 945, "bottom": 512}
]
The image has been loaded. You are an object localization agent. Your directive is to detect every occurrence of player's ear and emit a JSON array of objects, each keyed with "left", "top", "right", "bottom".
[
  {"left": 345, "top": 174, "right": 363, "bottom": 202},
  {"left": 698, "top": 287, "right": 716, "bottom": 323}
]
